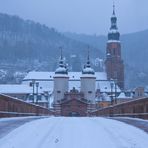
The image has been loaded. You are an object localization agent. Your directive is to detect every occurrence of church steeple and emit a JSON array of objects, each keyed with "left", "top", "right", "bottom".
[
  {"left": 81, "top": 50, "right": 96, "bottom": 103},
  {"left": 108, "top": 3, "right": 120, "bottom": 41},
  {"left": 105, "top": 3, "right": 124, "bottom": 89},
  {"left": 113, "top": 3, "right": 115, "bottom": 16}
]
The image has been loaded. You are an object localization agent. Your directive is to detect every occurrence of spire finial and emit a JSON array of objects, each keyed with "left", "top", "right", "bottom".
[
  {"left": 59, "top": 46, "right": 63, "bottom": 60},
  {"left": 55, "top": 47, "right": 68, "bottom": 74},
  {"left": 87, "top": 46, "right": 90, "bottom": 61},
  {"left": 82, "top": 47, "right": 95, "bottom": 75},
  {"left": 113, "top": 1, "right": 115, "bottom": 15},
  {"left": 86, "top": 46, "right": 91, "bottom": 68}
]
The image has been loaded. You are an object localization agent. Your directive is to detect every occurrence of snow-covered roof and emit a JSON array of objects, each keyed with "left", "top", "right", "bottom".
[
  {"left": 117, "top": 92, "right": 126, "bottom": 98},
  {"left": 22, "top": 71, "right": 121, "bottom": 93},
  {"left": 97, "top": 81, "right": 121, "bottom": 93},
  {"left": 0, "top": 75, "right": 121, "bottom": 104},
  {"left": 117, "top": 92, "right": 131, "bottom": 99},
  {"left": 0, "top": 84, "right": 50, "bottom": 94},
  {"left": 102, "top": 93, "right": 111, "bottom": 101},
  {"left": 23, "top": 71, "right": 107, "bottom": 81},
  {"left": 0, "top": 85, "right": 33, "bottom": 94},
  {"left": 23, "top": 71, "right": 55, "bottom": 80}
]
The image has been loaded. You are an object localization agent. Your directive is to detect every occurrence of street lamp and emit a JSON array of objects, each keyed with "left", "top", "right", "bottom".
[
  {"left": 110, "top": 80, "right": 114, "bottom": 105},
  {"left": 30, "top": 80, "right": 40, "bottom": 104},
  {"left": 36, "top": 82, "right": 39, "bottom": 104},
  {"left": 114, "top": 79, "right": 117, "bottom": 104},
  {"left": 30, "top": 80, "right": 35, "bottom": 103},
  {"left": 48, "top": 93, "right": 52, "bottom": 109}
]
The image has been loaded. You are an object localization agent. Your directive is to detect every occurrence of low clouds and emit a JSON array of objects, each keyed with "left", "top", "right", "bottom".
[{"left": 0, "top": 0, "right": 147, "bottom": 35}]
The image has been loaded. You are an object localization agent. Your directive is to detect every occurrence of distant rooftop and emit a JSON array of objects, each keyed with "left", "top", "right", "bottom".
[{"left": 23, "top": 71, "right": 107, "bottom": 81}]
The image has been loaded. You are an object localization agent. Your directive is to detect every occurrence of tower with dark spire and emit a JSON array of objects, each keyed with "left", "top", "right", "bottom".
[
  {"left": 54, "top": 49, "right": 69, "bottom": 105},
  {"left": 105, "top": 4, "right": 124, "bottom": 89},
  {"left": 81, "top": 51, "right": 96, "bottom": 103}
]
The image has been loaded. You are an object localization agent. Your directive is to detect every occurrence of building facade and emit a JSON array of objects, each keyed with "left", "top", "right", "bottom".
[{"left": 53, "top": 53, "right": 97, "bottom": 116}]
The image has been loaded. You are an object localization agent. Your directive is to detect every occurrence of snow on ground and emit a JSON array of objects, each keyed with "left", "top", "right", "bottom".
[
  {"left": 0, "top": 116, "right": 48, "bottom": 139},
  {"left": 110, "top": 117, "right": 148, "bottom": 123},
  {"left": 0, "top": 117, "right": 148, "bottom": 148},
  {"left": 0, "top": 116, "right": 46, "bottom": 122}
]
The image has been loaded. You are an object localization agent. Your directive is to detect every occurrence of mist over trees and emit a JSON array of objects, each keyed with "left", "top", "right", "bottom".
[
  {"left": 0, "top": 13, "right": 148, "bottom": 88},
  {"left": 64, "top": 31, "right": 148, "bottom": 88},
  {"left": 0, "top": 13, "right": 103, "bottom": 84}
]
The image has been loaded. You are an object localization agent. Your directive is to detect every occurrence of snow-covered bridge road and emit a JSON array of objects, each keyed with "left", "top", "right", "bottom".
[
  {"left": 0, "top": 117, "right": 148, "bottom": 148},
  {"left": 0, "top": 117, "right": 45, "bottom": 138},
  {"left": 111, "top": 117, "right": 148, "bottom": 133}
]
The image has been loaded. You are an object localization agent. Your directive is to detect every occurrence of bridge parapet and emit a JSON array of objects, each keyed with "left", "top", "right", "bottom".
[
  {"left": 0, "top": 94, "right": 53, "bottom": 118},
  {"left": 90, "top": 97, "right": 148, "bottom": 119}
]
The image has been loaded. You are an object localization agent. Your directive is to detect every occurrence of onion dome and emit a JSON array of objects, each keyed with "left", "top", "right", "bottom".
[
  {"left": 82, "top": 51, "right": 95, "bottom": 75},
  {"left": 55, "top": 50, "right": 68, "bottom": 75}
]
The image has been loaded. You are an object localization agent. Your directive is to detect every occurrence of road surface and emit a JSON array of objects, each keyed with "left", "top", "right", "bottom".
[
  {"left": 111, "top": 117, "right": 148, "bottom": 133},
  {"left": 0, "top": 117, "right": 44, "bottom": 138},
  {"left": 0, "top": 117, "right": 148, "bottom": 148}
]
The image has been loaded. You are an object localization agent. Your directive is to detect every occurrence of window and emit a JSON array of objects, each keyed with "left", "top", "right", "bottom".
[
  {"left": 29, "top": 95, "right": 33, "bottom": 100},
  {"left": 88, "top": 91, "right": 92, "bottom": 94},
  {"left": 37, "top": 95, "right": 42, "bottom": 100},
  {"left": 57, "top": 90, "right": 61, "bottom": 93}
]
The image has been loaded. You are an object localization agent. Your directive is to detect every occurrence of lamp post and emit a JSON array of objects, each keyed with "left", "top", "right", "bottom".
[
  {"left": 114, "top": 79, "right": 117, "bottom": 104},
  {"left": 110, "top": 80, "right": 114, "bottom": 105},
  {"left": 30, "top": 80, "right": 35, "bottom": 103},
  {"left": 36, "top": 82, "right": 39, "bottom": 104},
  {"left": 30, "top": 80, "right": 40, "bottom": 104},
  {"left": 48, "top": 93, "right": 52, "bottom": 109}
]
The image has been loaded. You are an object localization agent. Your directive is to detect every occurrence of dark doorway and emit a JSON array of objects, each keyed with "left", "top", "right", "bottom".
[{"left": 68, "top": 112, "right": 80, "bottom": 117}]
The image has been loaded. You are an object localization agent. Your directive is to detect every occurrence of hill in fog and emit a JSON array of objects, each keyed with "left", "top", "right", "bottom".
[
  {"left": 0, "top": 12, "right": 148, "bottom": 88},
  {"left": 0, "top": 13, "right": 102, "bottom": 70},
  {"left": 64, "top": 30, "right": 148, "bottom": 88}
]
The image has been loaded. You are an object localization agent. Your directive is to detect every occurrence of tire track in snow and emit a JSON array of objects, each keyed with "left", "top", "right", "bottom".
[
  {"left": 91, "top": 118, "right": 147, "bottom": 148},
  {"left": 36, "top": 117, "right": 64, "bottom": 148},
  {"left": 0, "top": 117, "right": 148, "bottom": 148}
]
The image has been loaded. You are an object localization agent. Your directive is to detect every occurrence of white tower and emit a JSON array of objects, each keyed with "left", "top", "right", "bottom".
[
  {"left": 81, "top": 52, "right": 96, "bottom": 103},
  {"left": 53, "top": 51, "right": 69, "bottom": 104}
]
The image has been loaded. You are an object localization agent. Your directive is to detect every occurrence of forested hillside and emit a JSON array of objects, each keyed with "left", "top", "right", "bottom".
[
  {"left": 64, "top": 31, "right": 148, "bottom": 88},
  {"left": 0, "top": 12, "right": 148, "bottom": 88},
  {"left": 0, "top": 13, "right": 102, "bottom": 64}
]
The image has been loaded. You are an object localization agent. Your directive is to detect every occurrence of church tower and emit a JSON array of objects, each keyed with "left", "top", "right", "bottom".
[
  {"left": 53, "top": 50, "right": 69, "bottom": 104},
  {"left": 105, "top": 4, "right": 124, "bottom": 89},
  {"left": 81, "top": 52, "right": 96, "bottom": 103}
]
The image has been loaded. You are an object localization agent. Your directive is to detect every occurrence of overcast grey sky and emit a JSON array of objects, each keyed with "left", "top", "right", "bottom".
[{"left": 0, "top": 0, "right": 147, "bottom": 35}]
